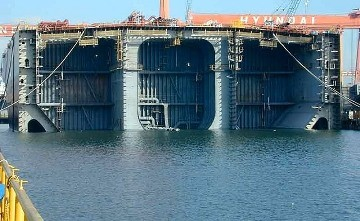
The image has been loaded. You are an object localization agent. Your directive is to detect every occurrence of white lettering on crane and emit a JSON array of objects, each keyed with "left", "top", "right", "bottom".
[
  {"left": 288, "top": 17, "right": 296, "bottom": 24},
  {"left": 0, "top": 26, "right": 7, "bottom": 34},
  {"left": 253, "top": 16, "right": 260, "bottom": 25},
  {"left": 276, "top": 17, "right": 285, "bottom": 24},
  {"left": 300, "top": 17, "right": 307, "bottom": 24},
  {"left": 264, "top": 16, "right": 273, "bottom": 22},
  {"left": 232, "top": 16, "right": 318, "bottom": 25},
  {"left": 11, "top": 26, "right": 17, "bottom": 33},
  {"left": 240, "top": 16, "right": 249, "bottom": 24}
]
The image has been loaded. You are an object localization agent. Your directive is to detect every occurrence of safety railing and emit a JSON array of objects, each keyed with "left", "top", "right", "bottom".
[{"left": 0, "top": 152, "right": 43, "bottom": 221}]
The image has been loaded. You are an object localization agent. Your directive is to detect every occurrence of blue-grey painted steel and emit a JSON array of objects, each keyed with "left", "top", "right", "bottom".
[
  {"left": 137, "top": 39, "right": 215, "bottom": 129},
  {"left": 0, "top": 28, "right": 341, "bottom": 132}
]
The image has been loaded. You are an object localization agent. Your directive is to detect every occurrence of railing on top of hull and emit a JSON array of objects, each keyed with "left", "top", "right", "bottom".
[{"left": 0, "top": 152, "right": 43, "bottom": 221}]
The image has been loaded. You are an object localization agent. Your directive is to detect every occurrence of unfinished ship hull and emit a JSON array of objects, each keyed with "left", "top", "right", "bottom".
[{"left": 1, "top": 26, "right": 341, "bottom": 132}]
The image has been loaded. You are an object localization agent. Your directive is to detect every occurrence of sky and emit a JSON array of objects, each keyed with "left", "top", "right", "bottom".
[
  {"left": 0, "top": 0, "right": 359, "bottom": 70},
  {"left": 1, "top": 0, "right": 359, "bottom": 24}
]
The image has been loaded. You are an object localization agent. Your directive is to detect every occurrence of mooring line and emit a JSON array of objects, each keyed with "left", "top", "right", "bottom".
[
  {"left": 273, "top": 33, "right": 360, "bottom": 108},
  {"left": 0, "top": 27, "right": 87, "bottom": 112}
]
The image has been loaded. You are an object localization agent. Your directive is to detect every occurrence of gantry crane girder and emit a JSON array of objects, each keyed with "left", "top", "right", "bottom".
[
  {"left": 188, "top": 11, "right": 360, "bottom": 30},
  {"left": 0, "top": 24, "right": 18, "bottom": 37}
]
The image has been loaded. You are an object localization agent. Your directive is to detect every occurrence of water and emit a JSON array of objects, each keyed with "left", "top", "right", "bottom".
[{"left": 0, "top": 125, "right": 359, "bottom": 220}]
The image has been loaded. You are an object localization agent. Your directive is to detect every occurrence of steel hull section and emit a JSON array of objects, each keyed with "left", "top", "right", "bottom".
[{"left": 1, "top": 27, "right": 341, "bottom": 132}]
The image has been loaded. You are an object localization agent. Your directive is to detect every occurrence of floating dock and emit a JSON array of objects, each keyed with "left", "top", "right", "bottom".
[{"left": 1, "top": 22, "right": 341, "bottom": 132}]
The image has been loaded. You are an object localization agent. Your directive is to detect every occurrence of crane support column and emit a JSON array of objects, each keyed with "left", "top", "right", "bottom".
[{"left": 356, "top": 29, "right": 360, "bottom": 84}]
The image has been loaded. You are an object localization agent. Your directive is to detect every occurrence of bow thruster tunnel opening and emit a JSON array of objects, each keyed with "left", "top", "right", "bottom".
[{"left": 137, "top": 38, "right": 215, "bottom": 130}]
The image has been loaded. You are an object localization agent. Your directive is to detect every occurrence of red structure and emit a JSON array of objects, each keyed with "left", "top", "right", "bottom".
[
  {"left": 189, "top": 12, "right": 360, "bottom": 30},
  {"left": 159, "top": 0, "right": 169, "bottom": 19},
  {"left": 38, "top": 19, "right": 69, "bottom": 31},
  {"left": 0, "top": 24, "right": 17, "bottom": 37}
]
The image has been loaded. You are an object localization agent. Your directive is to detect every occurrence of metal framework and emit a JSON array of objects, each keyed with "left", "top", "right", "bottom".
[{"left": 0, "top": 0, "right": 350, "bottom": 131}]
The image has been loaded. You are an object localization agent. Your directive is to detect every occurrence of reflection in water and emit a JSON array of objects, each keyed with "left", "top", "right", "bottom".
[{"left": 0, "top": 125, "right": 359, "bottom": 220}]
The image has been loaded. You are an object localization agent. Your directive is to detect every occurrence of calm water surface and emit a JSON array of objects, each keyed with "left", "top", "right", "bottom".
[{"left": 0, "top": 125, "right": 359, "bottom": 220}]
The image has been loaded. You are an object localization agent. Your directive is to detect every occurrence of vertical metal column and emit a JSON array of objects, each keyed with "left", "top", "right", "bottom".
[
  {"left": 56, "top": 71, "right": 64, "bottom": 131},
  {"left": 314, "top": 34, "right": 341, "bottom": 129},
  {"left": 327, "top": 35, "right": 341, "bottom": 129},
  {"left": 355, "top": 29, "right": 360, "bottom": 84},
  {"left": 35, "top": 32, "right": 44, "bottom": 104},
  {"left": 228, "top": 31, "right": 243, "bottom": 129},
  {"left": 117, "top": 30, "right": 123, "bottom": 64}
]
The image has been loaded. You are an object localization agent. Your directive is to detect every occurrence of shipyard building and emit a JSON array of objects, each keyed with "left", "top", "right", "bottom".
[{"left": 1, "top": 20, "right": 341, "bottom": 132}]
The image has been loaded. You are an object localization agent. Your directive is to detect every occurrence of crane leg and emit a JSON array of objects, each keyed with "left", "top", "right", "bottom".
[{"left": 356, "top": 28, "right": 360, "bottom": 84}]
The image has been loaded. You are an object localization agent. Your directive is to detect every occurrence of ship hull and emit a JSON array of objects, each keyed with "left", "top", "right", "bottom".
[{"left": 1, "top": 27, "right": 341, "bottom": 132}]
